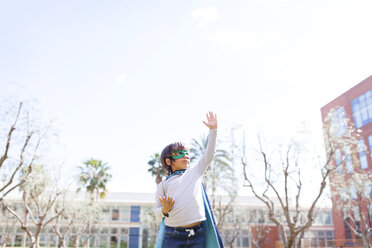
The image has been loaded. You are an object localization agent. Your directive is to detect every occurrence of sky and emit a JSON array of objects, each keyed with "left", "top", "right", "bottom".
[{"left": 0, "top": 0, "right": 372, "bottom": 196}]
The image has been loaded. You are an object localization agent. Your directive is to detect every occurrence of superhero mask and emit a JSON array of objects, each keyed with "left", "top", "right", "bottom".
[{"left": 171, "top": 150, "right": 189, "bottom": 159}]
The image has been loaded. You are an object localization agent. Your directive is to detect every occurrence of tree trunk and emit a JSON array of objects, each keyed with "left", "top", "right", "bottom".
[
  {"left": 296, "top": 231, "right": 305, "bottom": 248},
  {"left": 85, "top": 239, "right": 90, "bottom": 248},
  {"left": 1, "top": 234, "right": 8, "bottom": 247},
  {"left": 362, "top": 235, "right": 371, "bottom": 248},
  {"left": 287, "top": 237, "right": 296, "bottom": 248},
  {"left": 252, "top": 241, "right": 260, "bottom": 248},
  {"left": 55, "top": 230, "right": 66, "bottom": 248},
  {"left": 278, "top": 225, "right": 288, "bottom": 248},
  {"left": 29, "top": 236, "right": 40, "bottom": 248},
  {"left": 22, "top": 233, "right": 27, "bottom": 247},
  {"left": 72, "top": 234, "right": 80, "bottom": 248},
  {"left": 83, "top": 222, "right": 92, "bottom": 248},
  {"left": 58, "top": 238, "right": 66, "bottom": 248}
]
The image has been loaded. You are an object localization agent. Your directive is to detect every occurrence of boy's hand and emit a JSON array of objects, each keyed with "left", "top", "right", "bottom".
[
  {"left": 159, "top": 196, "right": 175, "bottom": 215},
  {"left": 202, "top": 111, "right": 217, "bottom": 130}
]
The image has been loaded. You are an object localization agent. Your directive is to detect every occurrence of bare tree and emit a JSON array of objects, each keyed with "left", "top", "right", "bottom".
[
  {"left": 331, "top": 171, "right": 372, "bottom": 248},
  {"left": 0, "top": 103, "right": 42, "bottom": 202},
  {"left": 59, "top": 195, "right": 106, "bottom": 248},
  {"left": 220, "top": 207, "right": 243, "bottom": 248},
  {"left": 1, "top": 165, "right": 64, "bottom": 248},
  {"left": 141, "top": 206, "right": 160, "bottom": 247},
  {"left": 50, "top": 192, "right": 79, "bottom": 248},
  {"left": 0, "top": 212, "right": 17, "bottom": 247},
  {"left": 81, "top": 204, "right": 101, "bottom": 248},
  {"left": 224, "top": 227, "right": 241, "bottom": 248},
  {"left": 242, "top": 110, "right": 359, "bottom": 248},
  {"left": 52, "top": 211, "right": 74, "bottom": 248},
  {"left": 250, "top": 223, "right": 271, "bottom": 248}
]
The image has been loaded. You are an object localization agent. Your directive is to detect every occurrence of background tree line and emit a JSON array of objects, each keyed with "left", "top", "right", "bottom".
[{"left": 0, "top": 101, "right": 112, "bottom": 248}]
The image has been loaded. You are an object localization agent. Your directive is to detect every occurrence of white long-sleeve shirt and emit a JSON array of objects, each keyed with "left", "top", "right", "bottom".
[{"left": 154, "top": 129, "right": 217, "bottom": 227}]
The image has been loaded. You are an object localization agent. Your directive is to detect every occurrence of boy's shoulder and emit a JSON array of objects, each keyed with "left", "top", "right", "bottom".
[{"left": 157, "top": 178, "right": 167, "bottom": 194}]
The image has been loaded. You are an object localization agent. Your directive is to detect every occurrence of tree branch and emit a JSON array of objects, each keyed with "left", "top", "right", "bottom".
[
  {"left": 0, "top": 103, "right": 22, "bottom": 169},
  {"left": 0, "top": 131, "right": 34, "bottom": 193},
  {"left": 2, "top": 201, "right": 33, "bottom": 239}
]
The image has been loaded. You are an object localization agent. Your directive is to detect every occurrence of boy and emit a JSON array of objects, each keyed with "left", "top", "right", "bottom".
[{"left": 154, "top": 112, "right": 219, "bottom": 248}]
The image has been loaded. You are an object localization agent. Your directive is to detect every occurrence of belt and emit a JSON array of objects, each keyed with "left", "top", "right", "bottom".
[{"left": 165, "top": 222, "right": 204, "bottom": 237}]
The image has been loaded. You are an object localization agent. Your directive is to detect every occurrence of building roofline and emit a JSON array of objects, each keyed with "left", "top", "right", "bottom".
[{"left": 321, "top": 75, "right": 372, "bottom": 113}]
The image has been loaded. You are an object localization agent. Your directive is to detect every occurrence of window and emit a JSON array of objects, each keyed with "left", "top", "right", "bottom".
[
  {"left": 14, "top": 235, "right": 22, "bottom": 247},
  {"left": 314, "top": 211, "right": 333, "bottom": 225},
  {"left": 364, "top": 183, "right": 372, "bottom": 198},
  {"left": 99, "top": 236, "right": 107, "bottom": 248},
  {"left": 351, "top": 89, "right": 372, "bottom": 128},
  {"left": 248, "top": 209, "right": 256, "bottom": 223},
  {"left": 306, "top": 230, "right": 335, "bottom": 247},
  {"left": 349, "top": 186, "right": 357, "bottom": 200},
  {"left": 330, "top": 107, "right": 347, "bottom": 136},
  {"left": 356, "top": 221, "right": 361, "bottom": 234},
  {"left": 326, "top": 231, "right": 334, "bottom": 238},
  {"left": 101, "top": 206, "right": 110, "bottom": 221},
  {"left": 130, "top": 206, "right": 140, "bottom": 222},
  {"left": 344, "top": 146, "right": 353, "bottom": 173},
  {"left": 110, "top": 235, "right": 118, "bottom": 248},
  {"left": 368, "top": 135, "right": 372, "bottom": 167},
  {"left": 335, "top": 149, "right": 343, "bottom": 174},
  {"left": 344, "top": 217, "right": 352, "bottom": 239},
  {"left": 257, "top": 209, "right": 265, "bottom": 223},
  {"left": 357, "top": 139, "right": 368, "bottom": 169},
  {"left": 119, "top": 235, "right": 128, "bottom": 248},
  {"left": 353, "top": 206, "right": 361, "bottom": 221},
  {"left": 339, "top": 188, "right": 347, "bottom": 201},
  {"left": 120, "top": 206, "right": 130, "bottom": 222},
  {"left": 111, "top": 208, "right": 119, "bottom": 221}
]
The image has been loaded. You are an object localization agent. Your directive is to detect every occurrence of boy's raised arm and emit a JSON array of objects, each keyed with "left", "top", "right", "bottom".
[
  {"left": 195, "top": 112, "right": 218, "bottom": 174},
  {"left": 202, "top": 112, "right": 217, "bottom": 130}
]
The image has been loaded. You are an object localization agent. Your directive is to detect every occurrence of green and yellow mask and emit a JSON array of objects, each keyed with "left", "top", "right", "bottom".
[{"left": 171, "top": 150, "right": 189, "bottom": 159}]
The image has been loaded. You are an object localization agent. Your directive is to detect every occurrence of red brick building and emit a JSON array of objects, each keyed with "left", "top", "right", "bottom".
[{"left": 321, "top": 75, "right": 372, "bottom": 247}]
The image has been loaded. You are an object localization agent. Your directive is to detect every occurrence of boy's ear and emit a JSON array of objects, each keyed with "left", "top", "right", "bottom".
[{"left": 165, "top": 158, "right": 171, "bottom": 166}]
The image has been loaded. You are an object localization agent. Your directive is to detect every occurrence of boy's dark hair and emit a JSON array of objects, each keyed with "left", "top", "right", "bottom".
[{"left": 160, "top": 142, "right": 188, "bottom": 175}]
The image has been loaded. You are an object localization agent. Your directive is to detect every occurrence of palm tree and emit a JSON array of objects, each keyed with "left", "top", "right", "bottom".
[
  {"left": 190, "top": 134, "right": 233, "bottom": 195},
  {"left": 77, "top": 158, "right": 112, "bottom": 248},
  {"left": 77, "top": 158, "right": 112, "bottom": 204},
  {"left": 147, "top": 153, "right": 166, "bottom": 185}
]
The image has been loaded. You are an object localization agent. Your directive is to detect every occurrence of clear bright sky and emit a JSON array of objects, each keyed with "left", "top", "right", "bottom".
[{"left": 1, "top": 0, "right": 371, "bottom": 195}]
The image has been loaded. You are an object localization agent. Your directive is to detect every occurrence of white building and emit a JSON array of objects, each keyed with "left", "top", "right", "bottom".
[{"left": 0, "top": 192, "right": 335, "bottom": 248}]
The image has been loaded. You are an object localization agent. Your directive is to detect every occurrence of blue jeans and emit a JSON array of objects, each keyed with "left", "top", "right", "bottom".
[{"left": 163, "top": 221, "right": 206, "bottom": 248}]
